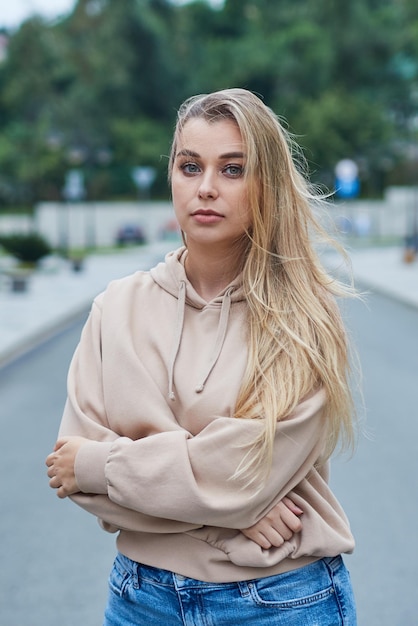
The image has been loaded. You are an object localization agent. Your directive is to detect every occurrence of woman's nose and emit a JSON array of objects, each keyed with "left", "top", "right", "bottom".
[{"left": 198, "top": 170, "right": 219, "bottom": 199}]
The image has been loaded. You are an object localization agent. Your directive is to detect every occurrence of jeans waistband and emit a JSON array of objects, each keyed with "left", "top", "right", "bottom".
[{"left": 116, "top": 552, "right": 344, "bottom": 590}]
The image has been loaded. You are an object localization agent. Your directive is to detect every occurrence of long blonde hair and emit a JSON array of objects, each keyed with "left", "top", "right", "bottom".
[{"left": 169, "top": 88, "right": 357, "bottom": 486}]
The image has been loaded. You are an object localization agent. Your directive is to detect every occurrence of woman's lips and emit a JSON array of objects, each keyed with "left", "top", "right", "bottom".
[{"left": 191, "top": 209, "right": 224, "bottom": 224}]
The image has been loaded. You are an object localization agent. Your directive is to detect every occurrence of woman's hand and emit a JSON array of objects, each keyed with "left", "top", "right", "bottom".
[
  {"left": 240, "top": 496, "right": 303, "bottom": 549},
  {"left": 46, "top": 436, "right": 87, "bottom": 498}
]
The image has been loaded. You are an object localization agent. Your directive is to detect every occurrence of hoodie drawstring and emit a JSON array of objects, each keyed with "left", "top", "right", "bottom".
[
  {"left": 168, "top": 280, "right": 186, "bottom": 401},
  {"left": 194, "top": 287, "right": 233, "bottom": 394},
  {"left": 167, "top": 285, "right": 233, "bottom": 401}
]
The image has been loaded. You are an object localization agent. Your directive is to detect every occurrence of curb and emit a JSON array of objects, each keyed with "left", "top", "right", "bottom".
[
  {"left": 352, "top": 277, "right": 418, "bottom": 311},
  {"left": 0, "top": 303, "right": 91, "bottom": 369},
  {"left": 323, "top": 247, "right": 418, "bottom": 311}
]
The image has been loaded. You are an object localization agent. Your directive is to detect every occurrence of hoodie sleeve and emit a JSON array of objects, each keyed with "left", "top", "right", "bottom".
[
  {"left": 62, "top": 294, "right": 327, "bottom": 531},
  {"left": 58, "top": 298, "right": 202, "bottom": 535},
  {"left": 98, "top": 389, "right": 326, "bottom": 529}
]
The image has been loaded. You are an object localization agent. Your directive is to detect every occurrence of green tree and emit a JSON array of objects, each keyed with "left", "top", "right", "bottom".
[
  {"left": 0, "top": 0, "right": 181, "bottom": 203},
  {"left": 292, "top": 89, "right": 394, "bottom": 194},
  {"left": 0, "top": 18, "right": 70, "bottom": 204},
  {"left": 0, "top": 0, "right": 417, "bottom": 204}
]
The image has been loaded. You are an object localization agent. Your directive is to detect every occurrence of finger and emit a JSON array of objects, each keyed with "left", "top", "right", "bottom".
[
  {"left": 266, "top": 522, "right": 293, "bottom": 543},
  {"left": 240, "top": 527, "right": 272, "bottom": 549},
  {"left": 255, "top": 532, "right": 274, "bottom": 550},
  {"left": 54, "top": 439, "right": 67, "bottom": 451},
  {"left": 56, "top": 485, "right": 71, "bottom": 499},
  {"left": 255, "top": 524, "right": 287, "bottom": 548},
  {"left": 269, "top": 504, "right": 302, "bottom": 533},
  {"left": 253, "top": 522, "right": 287, "bottom": 548},
  {"left": 265, "top": 529, "right": 286, "bottom": 548},
  {"left": 282, "top": 496, "right": 303, "bottom": 516},
  {"left": 49, "top": 475, "right": 61, "bottom": 489},
  {"left": 45, "top": 453, "right": 55, "bottom": 467},
  {"left": 264, "top": 509, "right": 301, "bottom": 536},
  {"left": 56, "top": 487, "right": 66, "bottom": 499},
  {"left": 46, "top": 466, "right": 56, "bottom": 478},
  {"left": 279, "top": 508, "right": 303, "bottom": 533}
]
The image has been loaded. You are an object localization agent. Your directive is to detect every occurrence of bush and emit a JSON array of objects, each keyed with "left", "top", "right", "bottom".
[{"left": 0, "top": 232, "right": 52, "bottom": 265}]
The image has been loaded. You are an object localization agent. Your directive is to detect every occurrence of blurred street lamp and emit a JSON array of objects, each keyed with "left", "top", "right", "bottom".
[
  {"left": 132, "top": 166, "right": 156, "bottom": 201},
  {"left": 60, "top": 169, "right": 86, "bottom": 257},
  {"left": 334, "top": 159, "right": 360, "bottom": 200},
  {"left": 63, "top": 169, "right": 86, "bottom": 202}
]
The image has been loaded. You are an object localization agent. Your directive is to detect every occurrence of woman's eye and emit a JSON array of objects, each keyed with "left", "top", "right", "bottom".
[
  {"left": 223, "top": 164, "right": 243, "bottom": 177},
  {"left": 180, "top": 162, "right": 200, "bottom": 175}
]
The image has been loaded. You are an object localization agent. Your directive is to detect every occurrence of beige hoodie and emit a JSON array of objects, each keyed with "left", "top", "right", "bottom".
[{"left": 59, "top": 247, "right": 354, "bottom": 583}]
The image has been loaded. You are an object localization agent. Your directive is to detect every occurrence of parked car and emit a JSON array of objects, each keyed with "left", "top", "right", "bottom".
[{"left": 115, "top": 224, "right": 147, "bottom": 246}]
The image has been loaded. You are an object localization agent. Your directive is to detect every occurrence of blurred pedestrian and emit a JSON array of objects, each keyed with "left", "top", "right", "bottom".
[{"left": 46, "top": 88, "right": 357, "bottom": 625}]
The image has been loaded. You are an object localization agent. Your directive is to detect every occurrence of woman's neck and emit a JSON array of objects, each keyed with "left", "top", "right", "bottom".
[{"left": 184, "top": 243, "right": 245, "bottom": 301}]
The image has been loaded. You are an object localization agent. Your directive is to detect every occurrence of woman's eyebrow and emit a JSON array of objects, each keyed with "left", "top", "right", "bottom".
[
  {"left": 219, "top": 152, "right": 246, "bottom": 160},
  {"left": 176, "top": 149, "right": 199, "bottom": 158},
  {"left": 176, "top": 149, "right": 245, "bottom": 159}
]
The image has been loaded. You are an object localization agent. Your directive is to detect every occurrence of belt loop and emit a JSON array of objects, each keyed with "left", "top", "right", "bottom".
[
  {"left": 135, "top": 562, "right": 142, "bottom": 590},
  {"left": 237, "top": 581, "right": 251, "bottom": 597},
  {"left": 323, "top": 555, "right": 342, "bottom": 574}
]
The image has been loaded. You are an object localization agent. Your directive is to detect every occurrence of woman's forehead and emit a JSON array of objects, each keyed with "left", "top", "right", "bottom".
[{"left": 176, "top": 117, "right": 244, "bottom": 154}]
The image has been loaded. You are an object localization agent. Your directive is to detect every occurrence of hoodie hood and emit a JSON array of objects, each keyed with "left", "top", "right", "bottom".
[
  {"left": 150, "top": 247, "right": 246, "bottom": 308},
  {"left": 150, "top": 247, "right": 246, "bottom": 400}
]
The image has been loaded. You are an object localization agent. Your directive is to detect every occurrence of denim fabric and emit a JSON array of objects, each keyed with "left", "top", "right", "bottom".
[{"left": 103, "top": 552, "right": 357, "bottom": 625}]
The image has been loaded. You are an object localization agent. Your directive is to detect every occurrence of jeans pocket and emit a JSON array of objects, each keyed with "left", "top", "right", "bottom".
[
  {"left": 243, "top": 559, "right": 356, "bottom": 625},
  {"left": 248, "top": 578, "right": 335, "bottom": 609}
]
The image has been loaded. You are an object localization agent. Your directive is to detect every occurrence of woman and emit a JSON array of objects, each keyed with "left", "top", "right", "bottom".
[{"left": 46, "top": 88, "right": 358, "bottom": 625}]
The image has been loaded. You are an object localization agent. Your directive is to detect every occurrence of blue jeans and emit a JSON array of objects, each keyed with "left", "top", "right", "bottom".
[{"left": 103, "top": 552, "right": 357, "bottom": 625}]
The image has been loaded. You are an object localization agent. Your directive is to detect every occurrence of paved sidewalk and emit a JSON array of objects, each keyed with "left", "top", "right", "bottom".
[
  {"left": 324, "top": 245, "right": 418, "bottom": 308},
  {"left": 0, "top": 240, "right": 176, "bottom": 367},
  {"left": 0, "top": 243, "right": 417, "bottom": 368}
]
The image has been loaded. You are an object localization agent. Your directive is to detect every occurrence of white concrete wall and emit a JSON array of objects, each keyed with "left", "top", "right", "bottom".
[
  {"left": 331, "top": 186, "right": 418, "bottom": 239},
  {"left": 2, "top": 187, "right": 418, "bottom": 249},
  {"left": 34, "top": 201, "right": 176, "bottom": 248}
]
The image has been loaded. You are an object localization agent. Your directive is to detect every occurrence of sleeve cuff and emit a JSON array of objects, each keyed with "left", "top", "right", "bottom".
[{"left": 75, "top": 440, "right": 113, "bottom": 494}]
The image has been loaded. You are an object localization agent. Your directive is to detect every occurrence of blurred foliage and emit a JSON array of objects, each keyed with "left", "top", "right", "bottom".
[
  {"left": 0, "top": 232, "right": 52, "bottom": 265},
  {"left": 0, "top": 0, "right": 417, "bottom": 207}
]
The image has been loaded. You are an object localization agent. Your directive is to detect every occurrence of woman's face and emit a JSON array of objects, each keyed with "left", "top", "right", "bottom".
[{"left": 171, "top": 117, "right": 253, "bottom": 250}]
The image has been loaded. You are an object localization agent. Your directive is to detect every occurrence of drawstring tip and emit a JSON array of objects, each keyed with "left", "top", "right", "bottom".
[
  {"left": 168, "top": 391, "right": 176, "bottom": 401},
  {"left": 195, "top": 384, "right": 204, "bottom": 393}
]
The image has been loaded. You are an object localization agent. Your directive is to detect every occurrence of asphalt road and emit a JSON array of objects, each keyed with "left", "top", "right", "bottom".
[
  {"left": 0, "top": 312, "right": 116, "bottom": 626},
  {"left": 331, "top": 292, "right": 418, "bottom": 626},
  {"left": 0, "top": 292, "right": 417, "bottom": 625}
]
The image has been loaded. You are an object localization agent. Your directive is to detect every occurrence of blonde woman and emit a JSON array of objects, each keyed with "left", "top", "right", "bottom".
[{"left": 46, "top": 88, "right": 357, "bottom": 625}]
